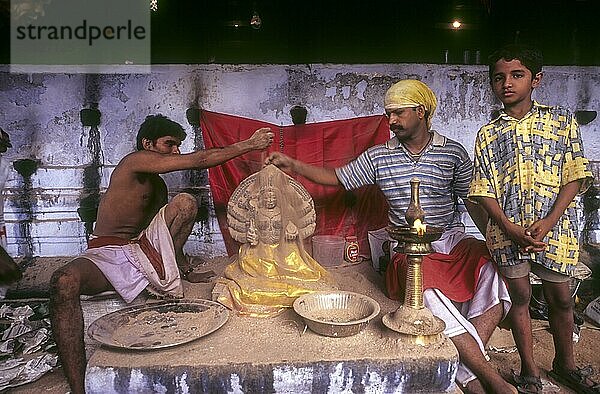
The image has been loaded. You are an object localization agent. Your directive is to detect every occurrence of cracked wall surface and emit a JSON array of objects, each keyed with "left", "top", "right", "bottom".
[{"left": 0, "top": 64, "right": 598, "bottom": 257}]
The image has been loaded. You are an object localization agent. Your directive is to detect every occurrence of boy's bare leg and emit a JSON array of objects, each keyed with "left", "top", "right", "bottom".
[
  {"left": 544, "top": 280, "right": 600, "bottom": 391},
  {"left": 50, "top": 258, "right": 112, "bottom": 394},
  {"left": 542, "top": 281, "right": 575, "bottom": 370},
  {"left": 164, "top": 193, "right": 214, "bottom": 282},
  {"left": 505, "top": 276, "right": 540, "bottom": 378}
]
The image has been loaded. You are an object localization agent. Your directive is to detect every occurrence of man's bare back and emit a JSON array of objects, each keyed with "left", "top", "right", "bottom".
[{"left": 93, "top": 154, "right": 168, "bottom": 239}]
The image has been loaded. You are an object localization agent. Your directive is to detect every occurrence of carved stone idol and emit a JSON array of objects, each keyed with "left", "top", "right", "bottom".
[
  {"left": 227, "top": 164, "right": 316, "bottom": 246},
  {"left": 217, "top": 164, "right": 335, "bottom": 317}
]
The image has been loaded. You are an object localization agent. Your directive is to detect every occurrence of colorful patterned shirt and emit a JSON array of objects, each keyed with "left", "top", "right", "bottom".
[
  {"left": 469, "top": 102, "right": 592, "bottom": 275},
  {"left": 335, "top": 131, "right": 473, "bottom": 230}
]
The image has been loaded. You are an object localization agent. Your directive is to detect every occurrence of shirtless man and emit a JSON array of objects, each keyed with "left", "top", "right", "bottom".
[{"left": 50, "top": 114, "right": 273, "bottom": 394}]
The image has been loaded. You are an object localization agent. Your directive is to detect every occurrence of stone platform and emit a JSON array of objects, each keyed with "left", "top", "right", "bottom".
[{"left": 85, "top": 258, "right": 459, "bottom": 393}]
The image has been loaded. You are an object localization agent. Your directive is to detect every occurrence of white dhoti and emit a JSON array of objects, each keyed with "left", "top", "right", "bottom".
[
  {"left": 77, "top": 206, "right": 183, "bottom": 303},
  {"left": 425, "top": 261, "right": 510, "bottom": 386}
]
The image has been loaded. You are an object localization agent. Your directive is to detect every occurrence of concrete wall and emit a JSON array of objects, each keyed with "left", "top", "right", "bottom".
[{"left": 0, "top": 64, "right": 599, "bottom": 257}]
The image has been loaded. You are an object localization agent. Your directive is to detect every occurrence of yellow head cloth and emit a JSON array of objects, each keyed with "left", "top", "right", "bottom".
[{"left": 384, "top": 79, "right": 437, "bottom": 128}]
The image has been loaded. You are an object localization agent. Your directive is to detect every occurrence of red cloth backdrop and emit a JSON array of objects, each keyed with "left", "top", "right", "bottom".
[{"left": 200, "top": 110, "right": 390, "bottom": 257}]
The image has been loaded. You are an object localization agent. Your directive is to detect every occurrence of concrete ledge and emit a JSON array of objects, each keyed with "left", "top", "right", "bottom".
[
  {"left": 86, "top": 260, "right": 459, "bottom": 393},
  {"left": 87, "top": 357, "right": 457, "bottom": 393}
]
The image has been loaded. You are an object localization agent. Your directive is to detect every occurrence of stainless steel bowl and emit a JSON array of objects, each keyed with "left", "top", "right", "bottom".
[{"left": 293, "top": 291, "right": 380, "bottom": 337}]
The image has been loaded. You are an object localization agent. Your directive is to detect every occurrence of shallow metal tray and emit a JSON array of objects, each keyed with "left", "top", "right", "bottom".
[{"left": 87, "top": 299, "right": 229, "bottom": 350}]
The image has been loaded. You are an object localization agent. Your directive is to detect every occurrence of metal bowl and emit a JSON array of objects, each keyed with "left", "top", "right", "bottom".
[{"left": 293, "top": 291, "right": 380, "bottom": 337}]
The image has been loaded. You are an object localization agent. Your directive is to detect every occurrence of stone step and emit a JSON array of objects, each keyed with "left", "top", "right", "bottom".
[{"left": 85, "top": 260, "right": 459, "bottom": 393}]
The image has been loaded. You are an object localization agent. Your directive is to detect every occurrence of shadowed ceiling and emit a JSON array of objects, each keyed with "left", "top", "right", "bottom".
[{"left": 1, "top": 0, "right": 599, "bottom": 65}]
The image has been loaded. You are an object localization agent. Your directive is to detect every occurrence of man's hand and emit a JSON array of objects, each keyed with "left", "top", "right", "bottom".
[
  {"left": 266, "top": 152, "right": 340, "bottom": 185},
  {"left": 265, "top": 152, "right": 295, "bottom": 172},
  {"left": 247, "top": 127, "right": 274, "bottom": 150},
  {"left": 504, "top": 221, "right": 547, "bottom": 253}
]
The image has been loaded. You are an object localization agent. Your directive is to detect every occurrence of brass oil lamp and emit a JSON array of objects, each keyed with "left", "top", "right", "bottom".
[{"left": 382, "top": 178, "right": 446, "bottom": 345}]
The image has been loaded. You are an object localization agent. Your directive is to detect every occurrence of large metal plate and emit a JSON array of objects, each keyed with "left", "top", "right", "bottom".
[{"left": 87, "top": 299, "right": 229, "bottom": 350}]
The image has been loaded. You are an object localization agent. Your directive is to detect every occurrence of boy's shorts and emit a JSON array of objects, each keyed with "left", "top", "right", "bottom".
[{"left": 498, "top": 260, "right": 570, "bottom": 283}]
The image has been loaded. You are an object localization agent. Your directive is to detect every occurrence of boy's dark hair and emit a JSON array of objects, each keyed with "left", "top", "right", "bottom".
[
  {"left": 488, "top": 44, "right": 543, "bottom": 81},
  {"left": 136, "top": 114, "right": 186, "bottom": 151}
]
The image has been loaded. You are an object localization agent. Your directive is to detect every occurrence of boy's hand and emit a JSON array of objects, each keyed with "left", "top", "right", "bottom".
[
  {"left": 504, "top": 221, "right": 547, "bottom": 253},
  {"left": 525, "top": 217, "right": 552, "bottom": 240},
  {"left": 522, "top": 218, "right": 554, "bottom": 252}
]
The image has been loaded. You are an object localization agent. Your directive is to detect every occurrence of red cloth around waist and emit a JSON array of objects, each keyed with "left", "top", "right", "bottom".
[
  {"left": 385, "top": 237, "right": 490, "bottom": 303},
  {"left": 87, "top": 235, "right": 166, "bottom": 280}
]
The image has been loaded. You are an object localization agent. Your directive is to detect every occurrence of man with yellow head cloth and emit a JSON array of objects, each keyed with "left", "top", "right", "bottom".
[{"left": 267, "top": 79, "right": 516, "bottom": 394}]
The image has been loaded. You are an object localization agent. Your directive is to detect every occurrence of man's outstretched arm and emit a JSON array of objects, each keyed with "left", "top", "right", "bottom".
[
  {"left": 127, "top": 127, "right": 274, "bottom": 174},
  {"left": 266, "top": 152, "right": 340, "bottom": 186}
]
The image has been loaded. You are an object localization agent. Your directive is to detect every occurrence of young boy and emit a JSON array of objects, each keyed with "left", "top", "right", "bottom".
[{"left": 468, "top": 44, "right": 599, "bottom": 394}]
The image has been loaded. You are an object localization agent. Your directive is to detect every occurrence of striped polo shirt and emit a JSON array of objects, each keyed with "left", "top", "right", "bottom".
[{"left": 335, "top": 131, "right": 473, "bottom": 230}]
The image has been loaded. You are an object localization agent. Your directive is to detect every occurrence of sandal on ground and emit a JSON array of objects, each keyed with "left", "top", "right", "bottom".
[
  {"left": 512, "top": 370, "right": 542, "bottom": 394},
  {"left": 548, "top": 363, "right": 600, "bottom": 394}
]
